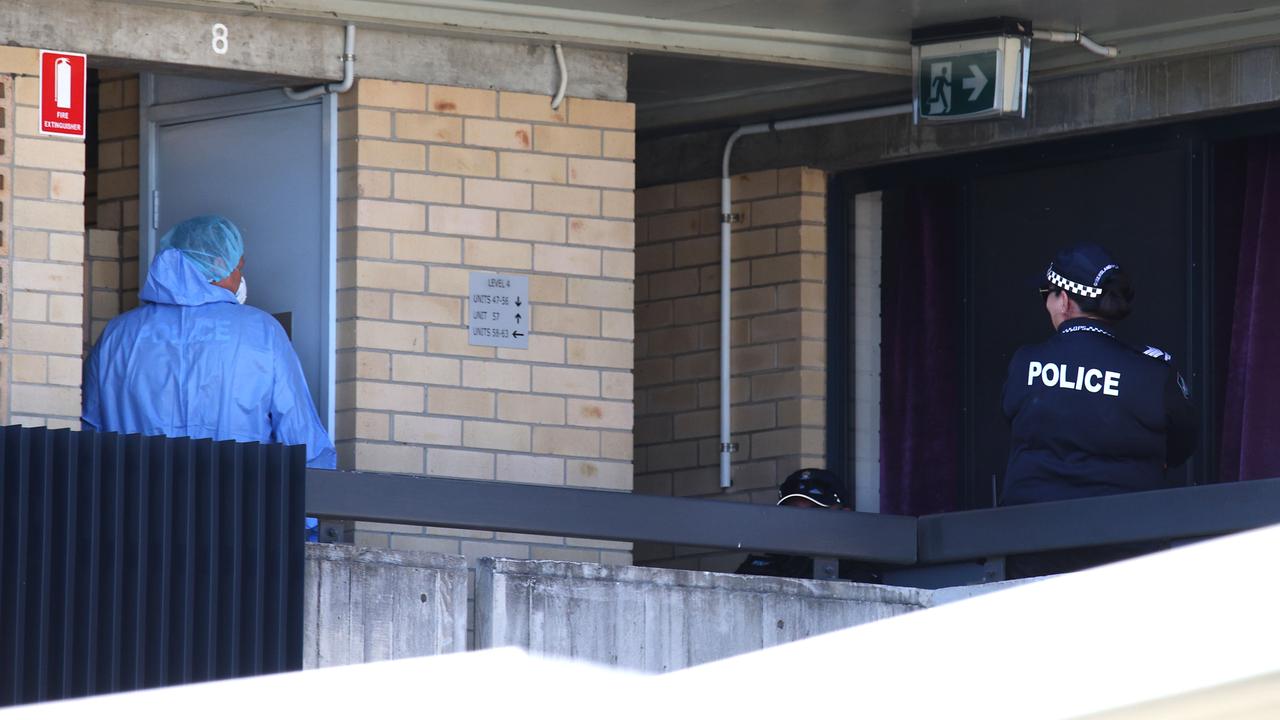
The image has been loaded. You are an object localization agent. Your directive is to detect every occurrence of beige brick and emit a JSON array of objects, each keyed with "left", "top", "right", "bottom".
[
  {"left": 357, "top": 79, "right": 427, "bottom": 110},
  {"left": 392, "top": 354, "right": 460, "bottom": 385},
  {"left": 98, "top": 141, "right": 124, "bottom": 170},
  {"left": 429, "top": 146, "right": 497, "bottom": 177},
  {"left": 464, "top": 178, "right": 532, "bottom": 210},
  {"left": 14, "top": 199, "right": 83, "bottom": 233},
  {"left": 427, "top": 448, "right": 495, "bottom": 480},
  {"left": 534, "top": 125, "right": 601, "bottom": 156},
  {"left": 568, "top": 218, "right": 632, "bottom": 249},
  {"left": 566, "top": 98, "right": 635, "bottom": 130},
  {"left": 463, "top": 421, "right": 531, "bottom": 452},
  {"left": 602, "top": 372, "right": 633, "bottom": 400},
  {"left": 428, "top": 267, "right": 472, "bottom": 296},
  {"left": 14, "top": 230, "right": 48, "bottom": 260},
  {"left": 12, "top": 292, "right": 47, "bottom": 322},
  {"left": 428, "top": 85, "right": 497, "bottom": 116},
  {"left": 15, "top": 76, "right": 39, "bottom": 105},
  {"left": 431, "top": 206, "right": 497, "bottom": 237},
  {"left": 340, "top": 169, "right": 390, "bottom": 199},
  {"left": 395, "top": 113, "right": 463, "bottom": 143},
  {"left": 464, "top": 238, "right": 531, "bottom": 269},
  {"left": 566, "top": 460, "right": 631, "bottom": 489},
  {"left": 339, "top": 229, "right": 391, "bottom": 259},
  {"left": 97, "top": 169, "right": 137, "bottom": 200},
  {"left": 529, "top": 276, "right": 568, "bottom": 304},
  {"left": 10, "top": 323, "right": 81, "bottom": 354},
  {"left": 427, "top": 326, "right": 496, "bottom": 358},
  {"left": 12, "top": 355, "right": 47, "bottom": 384},
  {"left": 352, "top": 351, "right": 391, "bottom": 380},
  {"left": 602, "top": 131, "right": 635, "bottom": 160},
  {"left": 353, "top": 200, "right": 426, "bottom": 232},
  {"left": 499, "top": 212, "right": 566, "bottom": 244},
  {"left": 0, "top": 45, "right": 38, "bottom": 75},
  {"left": 392, "top": 294, "right": 460, "bottom": 324},
  {"left": 49, "top": 295, "right": 82, "bottom": 325},
  {"left": 568, "top": 158, "right": 634, "bottom": 189},
  {"left": 568, "top": 338, "right": 632, "bottom": 369},
  {"left": 391, "top": 535, "right": 460, "bottom": 555},
  {"left": 499, "top": 91, "right": 566, "bottom": 123},
  {"left": 603, "top": 250, "right": 634, "bottom": 280},
  {"left": 567, "top": 399, "right": 632, "bottom": 430},
  {"left": 12, "top": 261, "right": 82, "bottom": 293},
  {"left": 498, "top": 334, "right": 565, "bottom": 364},
  {"left": 349, "top": 381, "right": 425, "bottom": 412},
  {"left": 355, "top": 260, "right": 425, "bottom": 291},
  {"left": 636, "top": 185, "right": 676, "bottom": 215},
  {"left": 429, "top": 387, "right": 495, "bottom": 418},
  {"left": 11, "top": 385, "right": 81, "bottom": 417},
  {"left": 394, "top": 415, "right": 462, "bottom": 445},
  {"left": 532, "top": 366, "right": 599, "bottom": 397},
  {"left": 98, "top": 108, "right": 137, "bottom": 141},
  {"left": 533, "top": 244, "right": 600, "bottom": 276},
  {"left": 354, "top": 319, "right": 424, "bottom": 351},
  {"left": 394, "top": 174, "right": 462, "bottom": 204},
  {"left": 533, "top": 305, "right": 599, "bottom": 337},
  {"left": 568, "top": 278, "right": 632, "bottom": 309},
  {"left": 393, "top": 233, "right": 462, "bottom": 264},
  {"left": 46, "top": 356, "right": 80, "bottom": 387},
  {"left": 601, "top": 311, "right": 633, "bottom": 340},
  {"left": 358, "top": 140, "right": 426, "bottom": 171},
  {"left": 534, "top": 185, "right": 599, "bottom": 216},
  {"left": 497, "top": 393, "right": 565, "bottom": 425},
  {"left": 533, "top": 427, "right": 599, "bottom": 457},
  {"left": 91, "top": 290, "right": 120, "bottom": 319},
  {"left": 778, "top": 167, "right": 826, "bottom": 194},
  {"left": 338, "top": 108, "right": 392, "bottom": 138},
  {"left": 353, "top": 442, "right": 424, "bottom": 474},
  {"left": 14, "top": 168, "right": 48, "bottom": 198},
  {"left": 341, "top": 289, "right": 391, "bottom": 319},
  {"left": 731, "top": 170, "right": 781, "bottom": 201},
  {"left": 459, "top": 359, "right": 529, "bottom": 391},
  {"left": 465, "top": 118, "right": 533, "bottom": 150},
  {"left": 499, "top": 152, "right": 567, "bottom": 184},
  {"left": 602, "top": 191, "right": 634, "bottom": 219},
  {"left": 532, "top": 546, "right": 598, "bottom": 563}
]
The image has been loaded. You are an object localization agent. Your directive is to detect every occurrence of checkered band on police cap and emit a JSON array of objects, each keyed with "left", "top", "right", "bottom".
[{"left": 1044, "top": 244, "right": 1122, "bottom": 301}]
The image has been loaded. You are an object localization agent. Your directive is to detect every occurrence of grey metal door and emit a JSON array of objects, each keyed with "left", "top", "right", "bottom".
[{"left": 141, "top": 74, "right": 336, "bottom": 432}]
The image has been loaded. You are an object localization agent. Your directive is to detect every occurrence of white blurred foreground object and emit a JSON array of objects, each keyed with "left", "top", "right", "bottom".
[{"left": 7, "top": 526, "right": 1280, "bottom": 719}]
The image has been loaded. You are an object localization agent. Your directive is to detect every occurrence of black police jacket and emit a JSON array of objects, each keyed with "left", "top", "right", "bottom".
[{"left": 1001, "top": 318, "right": 1198, "bottom": 506}]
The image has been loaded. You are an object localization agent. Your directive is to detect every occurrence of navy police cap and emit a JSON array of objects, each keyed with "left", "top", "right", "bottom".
[
  {"left": 777, "top": 468, "right": 845, "bottom": 508},
  {"left": 1043, "top": 244, "right": 1122, "bottom": 300}
]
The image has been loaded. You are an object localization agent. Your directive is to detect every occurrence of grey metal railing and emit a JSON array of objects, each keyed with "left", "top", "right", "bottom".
[{"left": 306, "top": 469, "right": 1280, "bottom": 567}]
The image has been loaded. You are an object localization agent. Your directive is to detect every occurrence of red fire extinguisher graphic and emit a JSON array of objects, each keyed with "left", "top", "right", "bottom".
[{"left": 54, "top": 57, "right": 72, "bottom": 109}]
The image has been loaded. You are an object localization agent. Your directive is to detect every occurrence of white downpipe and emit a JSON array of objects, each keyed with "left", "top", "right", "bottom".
[
  {"left": 718, "top": 102, "right": 912, "bottom": 489},
  {"left": 1032, "top": 29, "right": 1119, "bottom": 58},
  {"left": 550, "top": 43, "right": 568, "bottom": 110},
  {"left": 284, "top": 24, "right": 357, "bottom": 100}
]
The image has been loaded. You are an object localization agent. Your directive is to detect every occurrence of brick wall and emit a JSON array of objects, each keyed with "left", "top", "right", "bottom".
[
  {"left": 334, "top": 79, "right": 636, "bottom": 570},
  {"left": 0, "top": 48, "right": 86, "bottom": 429},
  {"left": 85, "top": 70, "right": 140, "bottom": 348},
  {"left": 633, "top": 167, "right": 827, "bottom": 572}
]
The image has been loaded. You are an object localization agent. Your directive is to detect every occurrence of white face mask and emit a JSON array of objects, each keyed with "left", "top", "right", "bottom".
[{"left": 235, "top": 276, "right": 248, "bottom": 305}]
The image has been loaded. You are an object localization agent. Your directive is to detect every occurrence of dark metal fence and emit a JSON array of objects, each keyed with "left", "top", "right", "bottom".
[{"left": 0, "top": 426, "right": 306, "bottom": 707}]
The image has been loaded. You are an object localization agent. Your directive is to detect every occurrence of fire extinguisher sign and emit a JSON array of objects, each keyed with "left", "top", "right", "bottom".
[{"left": 38, "top": 50, "right": 87, "bottom": 138}]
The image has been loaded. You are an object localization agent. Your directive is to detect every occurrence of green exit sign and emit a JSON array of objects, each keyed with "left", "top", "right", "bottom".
[
  {"left": 918, "top": 51, "right": 998, "bottom": 118},
  {"left": 912, "top": 32, "right": 1030, "bottom": 123}
]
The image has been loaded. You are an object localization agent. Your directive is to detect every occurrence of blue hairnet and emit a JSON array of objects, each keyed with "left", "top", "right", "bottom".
[{"left": 159, "top": 215, "right": 245, "bottom": 282}]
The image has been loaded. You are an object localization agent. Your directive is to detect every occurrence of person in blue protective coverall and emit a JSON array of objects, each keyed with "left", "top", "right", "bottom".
[{"left": 82, "top": 215, "right": 337, "bottom": 471}]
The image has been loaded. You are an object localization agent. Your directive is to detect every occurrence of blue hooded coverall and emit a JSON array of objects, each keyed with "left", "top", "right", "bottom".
[{"left": 82, "top": 248, "right": 337, "bottom": 469}]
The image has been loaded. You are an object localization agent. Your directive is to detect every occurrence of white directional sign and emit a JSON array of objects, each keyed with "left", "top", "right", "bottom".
[
  {"left": 912, "top": 33, "right": 1030, "bottom": 123},
  {"left": 468, "top": 272, "right": 530, "bottom": 349}
]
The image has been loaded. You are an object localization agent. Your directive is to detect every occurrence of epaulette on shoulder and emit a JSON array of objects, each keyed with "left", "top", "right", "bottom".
[{"left": 1141, "top": 345, "right": 1173, "bottom": 363}]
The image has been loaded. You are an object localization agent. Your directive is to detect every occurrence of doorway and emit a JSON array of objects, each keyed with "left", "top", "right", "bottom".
[{"left": 139, "top": 73, "right": 337, "bottom": 431}]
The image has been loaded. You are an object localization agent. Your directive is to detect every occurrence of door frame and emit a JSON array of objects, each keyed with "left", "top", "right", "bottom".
[{"left": 138, "top": 73, "right": 338, "bottom": 434}]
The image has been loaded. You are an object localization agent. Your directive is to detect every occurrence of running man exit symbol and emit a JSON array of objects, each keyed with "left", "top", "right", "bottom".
[
  {"left": 929, "top": 62, "right": 951, "bottom": 114},
  {"left": 916, "top": 50, "right": 1005, "bottom": 121}
]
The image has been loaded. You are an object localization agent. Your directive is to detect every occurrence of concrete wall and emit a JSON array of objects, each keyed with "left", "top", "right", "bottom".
[
  {"left": 0, "top": 48, "right": 86, "bottom": 429},
  {"left": 475, "top": 557, "right": 928, "bottom": 672},
  {"left": 633, "top": 167, "right": 827, "bottom": 572},
  {"left": 303, "top": 543, "right": 468, "bottom": 669}
]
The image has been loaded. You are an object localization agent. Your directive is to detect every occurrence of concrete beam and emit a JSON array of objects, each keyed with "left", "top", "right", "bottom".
[
  {"left": 0, "top": 0, "right": 627, "bottom": 99},
  {"left": 638, "top": 43, "right": 1280, "bottom": 186}
]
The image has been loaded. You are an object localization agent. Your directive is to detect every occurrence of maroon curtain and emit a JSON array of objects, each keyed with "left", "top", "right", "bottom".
[
  {"left": 1219, "top": 137, "right": 1280, "bottom": 482},
  {"left": 880, "top": 185, "right": 961, "bottom": 514}
]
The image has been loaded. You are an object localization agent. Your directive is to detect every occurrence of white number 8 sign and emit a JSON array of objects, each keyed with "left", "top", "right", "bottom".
[{"left": 211, "top": 23, "right": 229, "bottom": 55}]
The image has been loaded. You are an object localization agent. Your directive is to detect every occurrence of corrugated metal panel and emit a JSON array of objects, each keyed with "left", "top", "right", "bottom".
[{"left": 0, "top": 426, "right": 304, "bottom": 707}]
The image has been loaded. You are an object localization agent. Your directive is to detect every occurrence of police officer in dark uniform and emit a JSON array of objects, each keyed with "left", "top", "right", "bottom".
[
  {"left": 1001, "top": 244, "right": 1197, "bottom": 578},
  {"left": 735, "top": 468, "right": 881, "bottom": 583}
]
